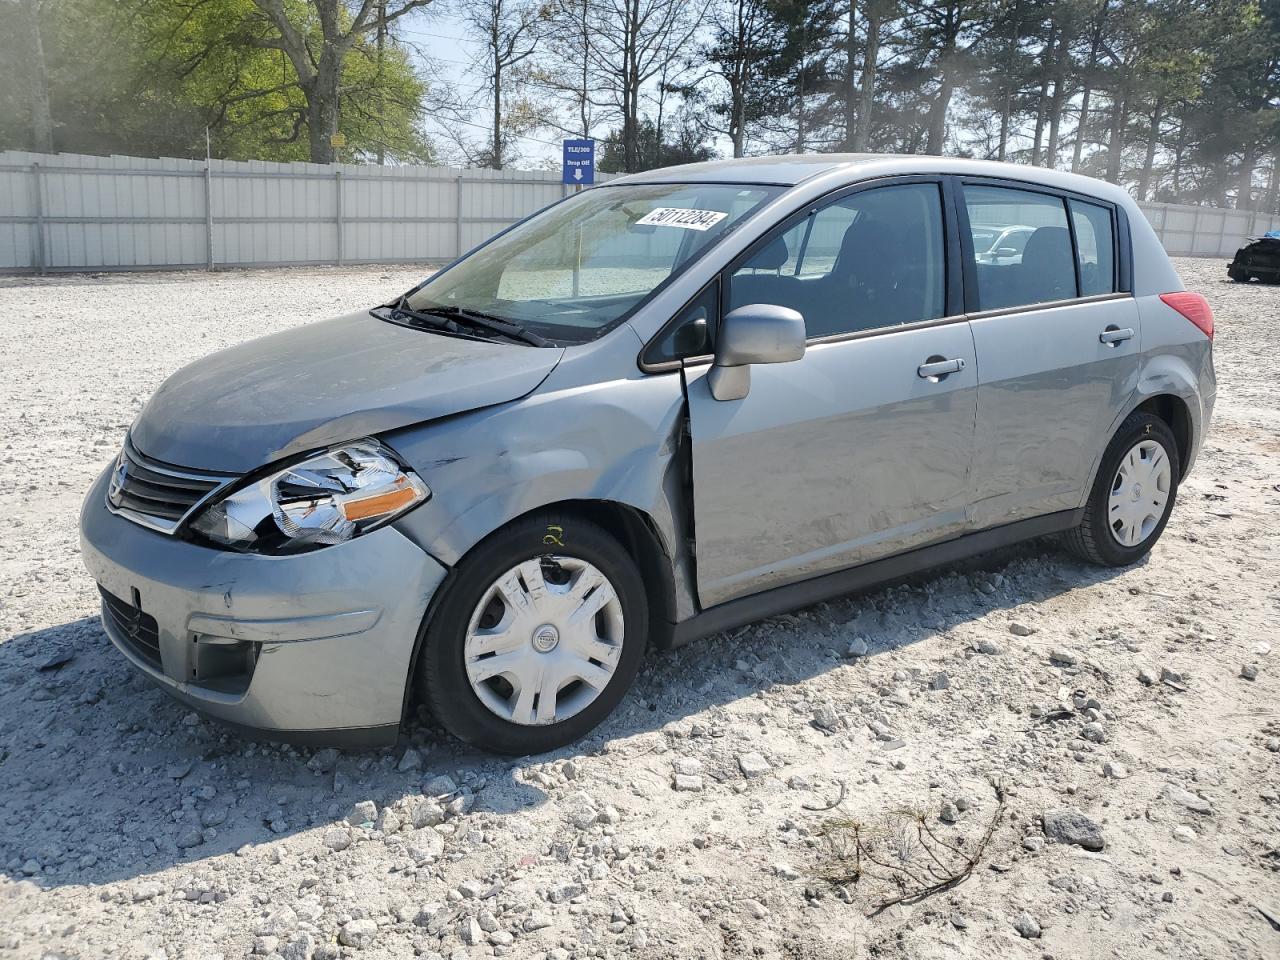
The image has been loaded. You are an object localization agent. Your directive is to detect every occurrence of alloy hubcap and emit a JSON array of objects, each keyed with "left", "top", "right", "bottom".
[
  {"left": 464, "top": 556, "right": 624, "bottom": 726},
  {"left": 1108, "top": 439, "right": 1172, "bottom": 548}
]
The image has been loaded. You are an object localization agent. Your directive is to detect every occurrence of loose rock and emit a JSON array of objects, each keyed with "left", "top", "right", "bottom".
[
  {"left": 1013, "top": 912, "right": 1041, "bottom": 939},
  {"left": 339, "top": 918, "right": 377, "bottom": 949},
  {"left": 1042, "top": 808, "right": 1105, "bottom": 851},
  {"left": 737, "top": 752, "right": 771, "bottom": 779}
]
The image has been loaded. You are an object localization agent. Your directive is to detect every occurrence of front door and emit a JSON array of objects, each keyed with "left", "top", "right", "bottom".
[
  {"left": 684, "top": 180, "right": 979, "bottom": 609},
  {"left": 958, "top": 183, "right": 1141, "bottom": 529}
]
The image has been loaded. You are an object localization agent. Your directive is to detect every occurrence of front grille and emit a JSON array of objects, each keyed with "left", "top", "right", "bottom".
[
  {"left": 107, "top": 438, "right": 235, "bottom": 533},
  {"left": 100, "top": 586, "right": 162, "bottom": 668}
]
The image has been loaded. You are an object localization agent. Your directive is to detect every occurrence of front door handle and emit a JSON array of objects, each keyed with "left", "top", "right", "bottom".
[
  {"left": 917, "top": 357, "right": 966, "bottom": 379},
  {"left": 1099, "top": 326, "right": 1135, "bottom": 345}
]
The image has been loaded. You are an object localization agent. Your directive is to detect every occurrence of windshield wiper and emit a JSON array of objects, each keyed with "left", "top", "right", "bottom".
[
  {"left": 371, "top": 297, "right": 461, "bottom": 333},
  {"left": 412, "top": 304, "right": 553, "bottom": 347}
]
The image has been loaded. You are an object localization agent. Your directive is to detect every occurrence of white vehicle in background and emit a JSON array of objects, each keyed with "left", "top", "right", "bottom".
[{"left": 976, "top": 224, "right": 1035, "bottom": 264}]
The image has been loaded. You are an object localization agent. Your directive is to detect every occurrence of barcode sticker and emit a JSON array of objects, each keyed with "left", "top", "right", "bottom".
[{"left": 635, "top": 208, "right": 729, "bottom": 231}]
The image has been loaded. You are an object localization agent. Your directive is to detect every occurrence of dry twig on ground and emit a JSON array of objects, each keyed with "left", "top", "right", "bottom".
[{"left": 818, "top": 781, "right": 1007, "bottom": 916}]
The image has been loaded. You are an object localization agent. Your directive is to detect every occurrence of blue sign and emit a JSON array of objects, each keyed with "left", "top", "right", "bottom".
[{"left": 562, "top": 139, "right": 595, "bottom": 185}]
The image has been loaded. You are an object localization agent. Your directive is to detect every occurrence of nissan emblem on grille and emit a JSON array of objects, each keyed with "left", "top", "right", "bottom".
[{"left": 107, "top": 457, "right": 128, "bottom": 508}]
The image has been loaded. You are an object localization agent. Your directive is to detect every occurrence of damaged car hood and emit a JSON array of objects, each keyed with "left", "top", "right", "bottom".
[{"left": 130, "top": 311, "right": 564, "bottom": 473}]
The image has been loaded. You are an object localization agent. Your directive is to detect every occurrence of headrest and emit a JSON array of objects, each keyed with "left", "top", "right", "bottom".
[
  {"left": 751, "top": 235, "right": 790, "bottom": 270},
  {"left": 1021, "top": 226, "right": 1073, "bottom": 272},
  {"left": 835, "top": 216, "right": 902, "bottom": 275}
]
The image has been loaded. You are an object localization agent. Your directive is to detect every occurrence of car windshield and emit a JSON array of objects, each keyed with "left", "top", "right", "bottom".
[{"left": 400, "top": 182, "right": 782, "bottom": 344}]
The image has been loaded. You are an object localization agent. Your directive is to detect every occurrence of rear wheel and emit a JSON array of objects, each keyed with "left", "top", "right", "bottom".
[
  {"left": 1063, "top": 412, "right": 1180, "bottom": 567},
  {"left": 417, "top": 512, "right": 647, "bottom": 755}
]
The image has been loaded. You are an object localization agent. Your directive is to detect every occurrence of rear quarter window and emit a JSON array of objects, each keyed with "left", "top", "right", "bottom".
[{"left": 1068, "top": 199, "right": 1117, "bottom": 296}]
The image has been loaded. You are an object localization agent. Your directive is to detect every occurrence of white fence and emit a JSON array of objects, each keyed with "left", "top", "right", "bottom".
[
  {"left": 1140, "top": 200, "right": 1280, "bottom": 258},
  {"left": 0, "top": 151, "right": 606, "bottom": 273},
  {"left": 1, "top": 150, "right": 1276, "bottom": 273}
]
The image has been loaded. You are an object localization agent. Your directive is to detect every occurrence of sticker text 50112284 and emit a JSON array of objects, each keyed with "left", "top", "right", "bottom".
[{"left": 635, "top": 208, "right": 729, "bottom": 232}]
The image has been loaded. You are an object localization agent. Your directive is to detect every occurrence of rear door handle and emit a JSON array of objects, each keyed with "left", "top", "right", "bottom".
[
  {"left": 917, "top": 357, "right": 966, "bottom": 379},
  {"left": 1099, "top": 326, "right": 1135, "bottom": 345}
]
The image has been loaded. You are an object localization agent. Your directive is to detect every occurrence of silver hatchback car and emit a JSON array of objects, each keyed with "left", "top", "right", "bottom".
[{"left": 80, "top": 155, "right": 1216, "bottom": 754}]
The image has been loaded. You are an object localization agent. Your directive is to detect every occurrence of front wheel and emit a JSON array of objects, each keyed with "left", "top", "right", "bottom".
[
  {"left": 417, "top": 512, "right": 648, "bottom": 755},
  {"left": 1063, "top": 412, "right": 1181, "bottom": 567}
]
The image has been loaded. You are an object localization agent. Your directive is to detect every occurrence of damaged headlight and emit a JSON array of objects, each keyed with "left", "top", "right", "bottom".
[{"left": 189, "top": 440, "right": 429, "bottom": 553}]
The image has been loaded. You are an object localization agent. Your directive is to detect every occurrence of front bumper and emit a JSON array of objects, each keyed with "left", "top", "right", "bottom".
[{"left": 79, "top": 466, "right": 448, "bottom": 746}]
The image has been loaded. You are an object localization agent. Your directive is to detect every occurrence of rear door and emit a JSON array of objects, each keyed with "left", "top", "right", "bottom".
[
  {"left": 683, "top": 179, "right": 979, "bottom": 608},
  {"left": 959, "top": 182, "right": 1140, "bottom": 530}
]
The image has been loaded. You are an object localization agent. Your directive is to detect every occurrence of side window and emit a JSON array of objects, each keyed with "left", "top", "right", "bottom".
[
  {"left": 643, "top": 280, "right": 718, "bottom": 366},
  {"left": 726, "top": 183, "right": 946, "bottom": 339},
  {"left": 1069, "top": 199, "right": 1116, "bottom": 296},
  {"left": 963, "top": 185, "right": 1077, "bottom": 310},
  {"left": 791, "top": 204, "right": 859, "bottom": 278}
]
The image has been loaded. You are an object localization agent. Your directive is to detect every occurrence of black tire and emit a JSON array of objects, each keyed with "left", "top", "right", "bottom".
[
  {"left": 417, "top": 511, "right": 648, "bottom": 755},
  {"left": 1227, "top": 266, "right": 1250, "bottom": 282},
  {"left": 1063, "top": 412, "right": 1181, "bottom": 567}
]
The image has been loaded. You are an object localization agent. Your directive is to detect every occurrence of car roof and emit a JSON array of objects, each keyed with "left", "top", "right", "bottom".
[
  {"left": 608, "top": 153, "right": 881, "bottom": 186},
  {"left": 610, "top": 153, "right": 1131, "bottom": 206}
]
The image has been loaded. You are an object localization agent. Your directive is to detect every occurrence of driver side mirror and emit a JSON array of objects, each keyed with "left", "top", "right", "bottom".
[{"left": 707, "top": 304, "right": 806, "bottom": 401}]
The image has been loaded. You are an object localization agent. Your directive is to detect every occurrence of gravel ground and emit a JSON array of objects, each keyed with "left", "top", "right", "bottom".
[{"left": 0, "top": 259, "right": 1278, "bottom": 960}]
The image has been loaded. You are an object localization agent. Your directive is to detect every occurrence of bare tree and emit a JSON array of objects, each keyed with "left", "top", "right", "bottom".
[
  {"left": 532, "top": 0, "right": 605, "bottom": 140},
  {"left": 246, "top": 0, "right": 434, "bottom": 163},
  {"left": 679, "top": 0, "right": 788, "bottom": 157},
  {"left": 582, "top": 0, "right": 708, "bottom": 171},
  {"left": 461, "top": 0, "right": 542, "bottom": 169}
]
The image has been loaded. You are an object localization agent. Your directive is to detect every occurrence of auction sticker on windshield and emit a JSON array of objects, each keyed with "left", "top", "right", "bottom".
[{"left": 635, "top": 208, "right": 729, "bottom": 231}]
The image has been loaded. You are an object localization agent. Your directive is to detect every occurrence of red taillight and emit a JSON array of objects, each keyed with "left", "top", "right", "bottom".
[{"left": 1159, "top": 291, "right": 1214, "bottom": 339}]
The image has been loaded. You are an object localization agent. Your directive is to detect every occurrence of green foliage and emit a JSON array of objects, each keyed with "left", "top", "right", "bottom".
[{"left": 0, "top": 0, "right": 433, "bottom": 162}]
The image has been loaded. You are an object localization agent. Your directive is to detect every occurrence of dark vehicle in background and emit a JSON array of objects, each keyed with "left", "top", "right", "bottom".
[{"left": 1228, "top": 233, "right": 1280, "bottom": 283}]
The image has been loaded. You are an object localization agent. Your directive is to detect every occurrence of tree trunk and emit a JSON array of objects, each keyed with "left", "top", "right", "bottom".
[
  {"left": 1237, "top": 139, "right": 1257, "bottom": 210},
  {"left": 578, "top": 0, "right": 591, "bottom": 138},
  {"left": 24, "top": 0, "right": 53, "bottom": 153},
  {"left": 1030, "top": 77, "right": 1048, "bottom": 165},
  {"left": 1105, "top": 85, "right": 1126, "bottom": 184},
  {"left": 1072, "top": 0, "right": 1107, "bottom": 173},
  {"left": 491, "top": 2, "right": 503, "bottom": 171},
  {"left": 998, "top": 0, "right": 1021, "bottom": 161},
  {"left": 376, "top": 1, "right": 387, "bottom": 164},
  {"left": 925, "top": 69, "right": 954, "bottom": 155},
  {"left": 1136, "top": 94, "right": 1164, "bottom": 201},
  {"left": 1072, "top": 83, "right": 1092, "bottom": 173},
  {"left": 796, "top": 18, "right": 808, "bottom": 153},
  {"left": 1171, "top": 109, "right": 1186, "bottom": 201},
  {"left": 1030, "top": 23, "right": 1055, "bottom": 166},
  {"left": 852, "top": 0, "right": 881, "bottom": 152},
  {"left": 492, "top": 54, "right": 503, "bottom": 169},
  {"left": 654, "top": 63, "right": 667, "bottom": 169},
  {"left": 843, "top": 0, "right": 857, "bottom": 149},
  {"left": 998, "top": 93, "right": 1010, "bottom": 161},
  {"left": 729, "top": 0, "right": 747, "bottom": 157},
  {"left": 1264, "top": 155, "right": 1279, "bottom": 214},
  {"left": 1045, "top": 25, "right": 1071, "bottom": 169},
  {"left": 623, "top": 0, "right": 641, "bottom": 172},
  {"left": 925, "top": 2, "right": 959, "bottom": 158},
  {"left": 305, "top": 38, "right": 347, "bottom": 164}
]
